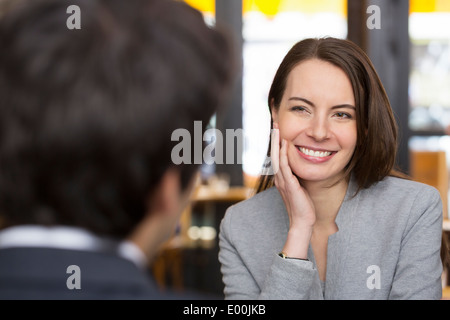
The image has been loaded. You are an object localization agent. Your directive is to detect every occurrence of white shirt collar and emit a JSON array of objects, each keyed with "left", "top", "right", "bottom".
[{"left": 0, "top": 225, "right": 148, "bottom": 270}]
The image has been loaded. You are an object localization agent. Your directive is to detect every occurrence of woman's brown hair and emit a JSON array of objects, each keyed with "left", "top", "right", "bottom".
[{"left": 256, "top": 37, "right": 406, "bottom": 194}]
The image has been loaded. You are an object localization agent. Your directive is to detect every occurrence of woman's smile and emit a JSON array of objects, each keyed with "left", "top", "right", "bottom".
[{"left": 295, "top": 145, "right": 336, "bottom": 163}]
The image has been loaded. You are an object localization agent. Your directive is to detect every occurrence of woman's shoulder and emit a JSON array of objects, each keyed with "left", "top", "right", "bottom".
[
  {"left": 358, "top": 176, "right": 442, "bottom": 217},
  {"left": 225, "top": 186, "right": 283, "bottom": 216},
  {"left": 221, "top": 186, "right": 286, "bottom": 229},
  {"left": 236, "top": 186, "right": 281, "bottom": 207},
  {"left": 220, "top": 186, "right": 288, "bottom": 250},
  {"left": 345, "top": 176, "right": 443, "bottom": 244},
  {"left": 369, "top": 176, "right": 440, "bottom": 199}
]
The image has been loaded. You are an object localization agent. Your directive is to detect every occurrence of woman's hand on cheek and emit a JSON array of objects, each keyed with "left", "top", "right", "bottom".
[
  {"left": 272, "top": 127, "right": 316, "bottom": 228},
  {"left": 271, "top": 124, "right": 315, "bottom": 258}
]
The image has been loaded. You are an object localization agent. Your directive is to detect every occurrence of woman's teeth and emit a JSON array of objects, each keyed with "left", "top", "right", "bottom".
[{"left": 299, "top": 147, "right": 332, "bottom": 158}]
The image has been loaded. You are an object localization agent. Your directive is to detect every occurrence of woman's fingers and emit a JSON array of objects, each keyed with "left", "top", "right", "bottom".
[
  {"left": 279, "top": 139, "right": 289, "bottom": 179},
  {"left": 271, "top": 134, "right": 316, "bottom": 229},
  {"left": 270, "top": 128, "right": 279, "bottom": 175},
  {"left": 279, "top": 139, "right": 299, "bottom": 189}
]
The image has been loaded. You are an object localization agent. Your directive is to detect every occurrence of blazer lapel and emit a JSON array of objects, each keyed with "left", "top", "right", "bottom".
[{"left": 324, "top": 177, "right": 360, "bottom": 299}]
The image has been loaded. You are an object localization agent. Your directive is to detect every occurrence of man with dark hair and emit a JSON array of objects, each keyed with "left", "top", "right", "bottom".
[{"left": 0, "top": 0, "right": 234, "bottom": 299}]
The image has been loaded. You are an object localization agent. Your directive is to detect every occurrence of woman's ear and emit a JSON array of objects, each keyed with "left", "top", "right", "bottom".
[
  {"left": 270, "top": 99, "right": 279, "bottom": 128},
  {"left": 273, "top": 121, "right": 279, "bottom": 130}
]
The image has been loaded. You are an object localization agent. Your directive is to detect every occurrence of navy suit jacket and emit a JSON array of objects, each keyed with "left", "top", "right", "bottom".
[{"left": 0, "top": 247, "right": 178, "bottom": 300}]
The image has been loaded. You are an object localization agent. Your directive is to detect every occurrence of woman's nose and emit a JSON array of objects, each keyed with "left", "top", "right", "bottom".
[{"left": 306, "top": 116, "right": 330, "bottom": 142}]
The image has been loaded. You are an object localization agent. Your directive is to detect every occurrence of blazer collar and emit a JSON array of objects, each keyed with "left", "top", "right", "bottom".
[{"left": 324, "top": 175, "right": 360, "bottom": 298}]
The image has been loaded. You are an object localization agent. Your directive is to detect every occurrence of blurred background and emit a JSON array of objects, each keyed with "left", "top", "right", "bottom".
[{"left": 152, "top": 0, "right": 450, "bottom": 298}]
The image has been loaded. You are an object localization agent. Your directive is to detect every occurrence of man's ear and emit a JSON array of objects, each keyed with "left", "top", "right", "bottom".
[{"left": 148, "top": 168, "right": 181, "bottom": 216}]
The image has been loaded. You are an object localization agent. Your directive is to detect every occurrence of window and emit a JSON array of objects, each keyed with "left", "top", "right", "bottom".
[
  {"left": 408, "top": 0, "right": 450, "bottom": 219},
  {"left": 409, "top": 0, "right": 450, "bottom": 133}
]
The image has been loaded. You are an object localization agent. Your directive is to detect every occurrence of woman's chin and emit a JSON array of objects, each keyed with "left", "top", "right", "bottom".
[{"left": 291, "top": 168, "right": 344, "bottom": 185}]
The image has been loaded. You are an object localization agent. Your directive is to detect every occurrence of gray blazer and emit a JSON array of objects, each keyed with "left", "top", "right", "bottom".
[{"left": 219, "top": 176, "right": 443, "bottom": 300}]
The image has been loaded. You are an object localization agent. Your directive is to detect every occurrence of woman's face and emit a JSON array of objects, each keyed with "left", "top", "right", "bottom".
[{"left": 272, "top": 58, "right": 357, "bottom": 185}]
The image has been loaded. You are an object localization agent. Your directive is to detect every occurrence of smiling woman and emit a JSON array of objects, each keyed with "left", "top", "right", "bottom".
[
  {"left": 271, "top": 59, "right": 357, "bottom": 186},
  {"left": 218, "top": 37, "right": 445, "bottom": 300},
  {"left": 259, "top": 37, "right": 402, "bottom": 194}
]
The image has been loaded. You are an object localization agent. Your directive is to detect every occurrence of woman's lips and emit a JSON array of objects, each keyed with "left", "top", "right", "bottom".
[{"left": 296, "top": 146, "right": 336, "bottom": 163}]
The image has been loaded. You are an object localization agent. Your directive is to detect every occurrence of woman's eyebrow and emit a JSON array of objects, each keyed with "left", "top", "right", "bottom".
[
  {"left": 288, "top": 96, "right": 314, "bottom": 106},
  {"left": 331, "top": 104, "right": 356, "bottom": 110},
  {"left": 288, "top": 96, "right": 355, "bottom": 110}
]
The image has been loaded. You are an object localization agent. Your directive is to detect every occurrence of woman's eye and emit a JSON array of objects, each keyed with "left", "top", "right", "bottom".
[
  {"left": 290, "top": 106, "right": 307, "bottom": 112},
  {"left": 334, "top": 112, "right": 351, "bottom": 119}
]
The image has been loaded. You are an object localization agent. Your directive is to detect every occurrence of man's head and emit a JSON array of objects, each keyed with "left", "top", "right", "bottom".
[{"left": 0, "top": 0, "right": 234, "bottom": 241}]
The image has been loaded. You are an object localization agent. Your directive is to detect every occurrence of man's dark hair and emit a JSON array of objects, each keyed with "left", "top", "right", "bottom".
[{"left": 0, "top": 0, "right": 234, "bottom": 237}]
